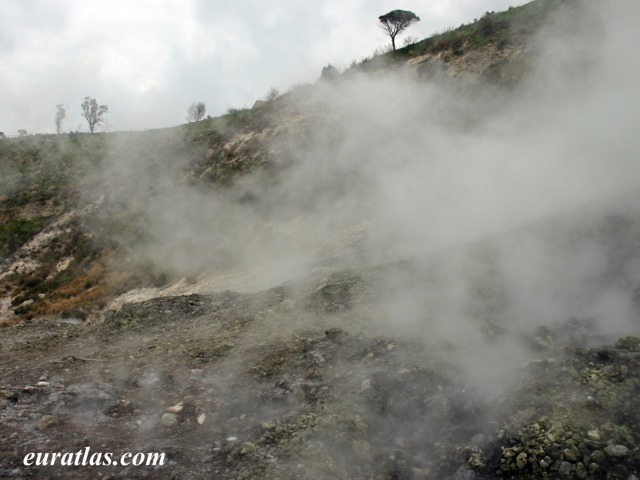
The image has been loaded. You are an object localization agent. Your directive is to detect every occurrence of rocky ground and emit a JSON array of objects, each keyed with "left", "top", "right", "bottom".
[
  {"left": 1, "top": 259, "right": 639, "bottom": 479},
  {"left": 2, "top": 2, "right": 639, "bottom": 478}
]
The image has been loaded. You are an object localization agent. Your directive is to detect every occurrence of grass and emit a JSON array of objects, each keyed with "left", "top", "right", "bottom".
[
  {"left": 0, "top": 216, "right": 51, "bottom": 256},
  {"left": 347, "top": 0, "right": 571, "bottom": 71},
  {"left": 0, "top": 0, "right": 571, "bottom": 325},
  {"left": 0, "top": 132, "right": 186, "bottom": 324}
]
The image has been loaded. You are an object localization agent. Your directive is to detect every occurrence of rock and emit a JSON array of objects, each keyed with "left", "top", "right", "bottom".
[
  {"left": 467, "top": 451, "right": 485, "bottom": 469},
  {"left": 38, "top": 415, "right": 57, "bottom": 430},
  {"left": 167, "top": 402, "right": 184, "bottom": 413},
  {"left": 197, "top": 413, "right": 206, "bottom": 425},
  {"left": 557, "top": 461, "right": 572, "bottom": 477},
  {"left": 0, "top": 389, "right": 14, "bottom": 399},
  {"left": 540, "top": 456, "right": 552, "bottom": 469},
  {"left": 615, "top": 336, "right": 640, "bottom": 351},
  {"left": 575, "top": 462, "right": 587, "bottom": 479},
  {"left": 586, "top": 429, "right": 600, "bottom": 441},
  {"left": 604, "top": 444, "right": 629, "bottom": 457},
  {"left": 161, "top": 412, "right": 178, "bottom": 427},
  {"left": 240, "top": 442, "right": 256, "bottom": 455},
  {"left": 590, "top": 450, "right": 605, "bottom": 463},
  {"left": 562, "top": 448, "right": 577, "bottom": 462},
  {"left": 105, "top": 399, "right": 134, "bottom": 417},
  {"left": 515, "top": 452, "right": 527, "bottom": 469}
]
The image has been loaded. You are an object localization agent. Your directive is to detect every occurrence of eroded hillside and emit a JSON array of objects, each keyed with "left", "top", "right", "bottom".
[{"left": 2, "top": 1, "right": 640, "bottom": 479}]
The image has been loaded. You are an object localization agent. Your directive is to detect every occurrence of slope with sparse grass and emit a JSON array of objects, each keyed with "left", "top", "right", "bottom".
[{"left": 2, "top": 4, "right": 640, "bottom": 477}]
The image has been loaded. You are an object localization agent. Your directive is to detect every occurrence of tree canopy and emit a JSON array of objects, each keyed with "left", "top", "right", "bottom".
[
  {"left": 187, "top": 102, "right": 207, "bottom": 122},
  {"left": 378, "top": 10, "right": 420, "bottom": 52},
  {"left": 81, "top": 97, "right": 109, "bottom": 133},
  {"left": 54, "top": 104, "right": 66, "bottom": 134}
]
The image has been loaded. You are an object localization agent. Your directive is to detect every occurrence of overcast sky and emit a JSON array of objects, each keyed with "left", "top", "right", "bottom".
[{"left": 0, "top": 0, "right": 530, "bottom": 135}]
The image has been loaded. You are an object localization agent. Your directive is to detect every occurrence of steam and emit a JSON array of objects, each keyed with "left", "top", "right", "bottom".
[{"left": 92, "top": 0, "right": 640, "bottom": 392}]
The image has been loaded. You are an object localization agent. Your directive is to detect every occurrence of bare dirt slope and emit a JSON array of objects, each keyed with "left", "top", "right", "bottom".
[
  {"left": 2, "top": 253, "right": 640, "bottom": 479},
  {"left": 2, "top": 2, "right": 640, "bottom": 478}
]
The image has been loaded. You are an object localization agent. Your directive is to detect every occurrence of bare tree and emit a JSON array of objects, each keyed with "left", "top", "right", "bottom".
[
  {"left": 81, "top": 97, "right": 109, "bottom": 133},
  {"left": 378, "top": 10, "right": 420, "bottom": 52},
  {"left": 54, "top": 104, "right": 66, "bottom": 134},
  {"left": 402, "top": 35, "right": 419, "bottom": 47},
  {"left": 265, "top": 87, "right": 280, "bottom": 102},
  {"left": 186, "top": 102, "right": 206, "bottom": 122}
]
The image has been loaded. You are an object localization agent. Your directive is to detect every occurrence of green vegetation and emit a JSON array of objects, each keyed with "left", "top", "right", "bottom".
[
  {"left": 0, "top": 112, "right": 268, "bottom": 322},
  {"left": 0, "top": 216, "right": 51, "bottom": 256},
  {"left": 378, "top": 9, "right": 421, "bottom": 52},
  {"left": 0, "top": 0, "right": 574, "bottom": 324},
  {"left": 351, "top": 0, "right": 573, "bottom": 72}
]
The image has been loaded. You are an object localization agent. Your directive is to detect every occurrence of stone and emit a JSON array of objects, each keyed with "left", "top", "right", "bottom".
[
  {"left": 467, "top": 452, "right": 485, "bottom": 469},
  {"left": 161, "top": 412, "right": 178, "bottom": 427},
  {"left": 562, "top": 448, "right": 577, "bottom": 462},
  {"left": 167, "top": 402, "right": 184, "bottom": 413},
  {"left": 615, "top": 336, "right": 640, "bottom": 350},
  {"left": 240, "top": 442, "right": 256, "bottom": 456},
  {"left": 557, "top": 461, "right": 572, "bottom": 477},
  {"left": 515, "top": 452, "right": 527, "bottom": 469},
  {"left": 604, "top": 444, "right": 629, "bottom": 457},
  {"left": 575, "top": 463, "right": 587, "bottom": 479},
  {"left": 105, "top": 399, "right": 134, "bottom": 417},
  {"left": 586, "top": 429, "right": 600, "bottom": 441},
  {"left": 38, "top": 415, "right": 57, "bottom": 430}
]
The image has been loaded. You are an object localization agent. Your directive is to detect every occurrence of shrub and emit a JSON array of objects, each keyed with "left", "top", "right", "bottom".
[
  {"left": 433, "top": 32, "right": 465, "bottom": 53},
  {"left": 478, "top": 12, "right": 496, "bottom": 36},
  {"left": 265, "top": 87, "right": 280, "bottom": 102},
  {"left": 321, "top": 64, "right": 339, "bottom": 81}
]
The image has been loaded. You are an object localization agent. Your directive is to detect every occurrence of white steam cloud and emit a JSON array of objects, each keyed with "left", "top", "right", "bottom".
[{"left": 94, "top": 0, "right": 640, "bottom": 392}]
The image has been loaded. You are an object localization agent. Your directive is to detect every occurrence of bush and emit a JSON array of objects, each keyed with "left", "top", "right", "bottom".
[
  {"left": 265, "top": 87, "right": 280, "bottom": 102},
  {"left": 433, "top": 32, "right": 465, "bottom": 53},
  {"left": 321, "top": 64, "right": 339, "bottom": 81},
  {"left": 478, "top": 12, "right": 496, "bottom": 36}
]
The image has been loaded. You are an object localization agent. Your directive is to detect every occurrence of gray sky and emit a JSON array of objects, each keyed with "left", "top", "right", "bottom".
[{"left": 0, "top": 0, "right": 529, "bottom": 135}]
